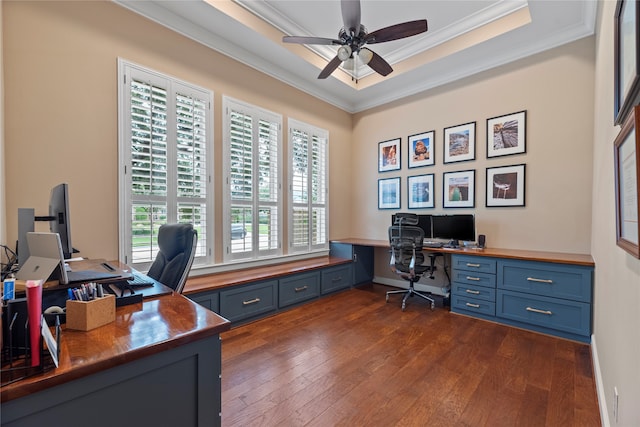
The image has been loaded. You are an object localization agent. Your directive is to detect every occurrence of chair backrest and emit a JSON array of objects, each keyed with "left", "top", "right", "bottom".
[
  {"left": 146, "top": 223, "right": 197, "bottom": 294},
  {"left": 388, "top": 224, "right": 426, "bottom": 275}
]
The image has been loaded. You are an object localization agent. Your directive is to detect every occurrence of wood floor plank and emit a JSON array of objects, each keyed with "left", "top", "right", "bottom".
[{"left": 220, "top": 284, "right": 601, "bottom": 426}]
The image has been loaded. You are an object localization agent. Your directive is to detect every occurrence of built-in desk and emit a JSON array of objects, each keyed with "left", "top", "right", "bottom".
[
  {"left": 1, "top": 293, "right": 230, "bottom": 426},
  {"left": 331, "top": 238, "right": 595, "bottom": 342}
]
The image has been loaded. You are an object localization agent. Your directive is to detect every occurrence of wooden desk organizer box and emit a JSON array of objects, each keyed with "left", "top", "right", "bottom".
[{"left": 66, "top": 294, "right": 116, "bottom": 331}]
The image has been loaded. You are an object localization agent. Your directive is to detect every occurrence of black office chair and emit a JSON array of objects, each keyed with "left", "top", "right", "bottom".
[
  {"left": 386, "top": 213, "right": 435, "bottom": 311},
  {"left": 146, "top": 223, "right": 198, "bottom": 294}
]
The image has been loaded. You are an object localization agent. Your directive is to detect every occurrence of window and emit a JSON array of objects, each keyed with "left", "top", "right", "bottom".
[
  {"left": 288, "top": 119, "right": 329, "bottom": 253},
  {"left": 223, "top": 97, "right": 282, "bottom": 262},
  {"left": 118, "top": 60, "right": 212, "bottom": 269}
]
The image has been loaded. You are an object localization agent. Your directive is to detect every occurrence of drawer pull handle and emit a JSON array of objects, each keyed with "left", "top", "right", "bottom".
[
  {"left": 465, "top": 289, "right": 480, "bottom": 295},
  {"left": 527, "top": 277, "right": 553, "bottom": 284},
  {"left": 294, "top": 286, "right": 308, "bottom": 292},
  {"left": 466, "top": 263, "right": 481, "bottom": 268},
  {"left": 466, "top": 276, "right": 481, "bottom": 281},
  {"left": 332, "top": 277, "right": 342, "bottom": 282},
  {"left": 526, "top": 306, "right": 552, "bottom": 315},
  {"left": 243, "top": 298, "right": 261, "bottom": 306},
  {"left": 465, "top": 302, "right": 481, "bottom": 308}
]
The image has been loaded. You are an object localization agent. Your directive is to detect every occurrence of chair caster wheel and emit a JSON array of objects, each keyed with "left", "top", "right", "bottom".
[
  {"left": 430, "top": 302, "right": 435, "bottom": 310},
  {"left": 401, "top": 303, "right": 406, "bottom": 311},
  {"left": 386, "top": 295, "right": 389, "bottom": 303}
]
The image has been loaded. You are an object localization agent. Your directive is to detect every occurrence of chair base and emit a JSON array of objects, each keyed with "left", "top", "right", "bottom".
[{"left": 386, "top": 283, "right": 435, "bottom": 311}]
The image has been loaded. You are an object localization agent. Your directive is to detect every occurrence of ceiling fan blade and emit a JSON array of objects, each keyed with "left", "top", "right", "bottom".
[
  {"left": 366, "top": 49, "right": 393, "bottom": 76},
  {"left": 283, "top": 36, "right": 342, "bottom": 45},
  {"left": 341, "top": 0, "right": 361, "bottom": 34},
  {"left": 318, "top": 55, "right": 343, "bottom": 79},
  {"left": 365, "top": 20, "right": 428, "bottom": 44}
]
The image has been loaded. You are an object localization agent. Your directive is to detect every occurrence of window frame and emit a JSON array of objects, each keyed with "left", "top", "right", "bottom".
[
  {"left": 288, "top": 118, "right": 329, "bottom": 254},
  {"left": 222, "top": 96, "right": 283, "bottom": 262},
  {"left": 117, "top": 59, "right": 214, "bottom": 269}
]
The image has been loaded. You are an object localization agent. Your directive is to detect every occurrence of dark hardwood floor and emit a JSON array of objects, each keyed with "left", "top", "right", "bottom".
[{"left": 220, "top": 284, "right": 601, "bottom": 426}]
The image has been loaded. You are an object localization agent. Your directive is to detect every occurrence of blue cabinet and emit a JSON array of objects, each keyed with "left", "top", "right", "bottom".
[
  {"left": 451, "top": 255, "right": 594, "bottom": 343},
  {"left": 279, "top": 271, "right": 320, "bottom": 307},
  {"left": 219, "top": 280, "right": 278, "bottom": 323},
  {"left": 321, "top": 264, "right": 352, "bottom": 294}
]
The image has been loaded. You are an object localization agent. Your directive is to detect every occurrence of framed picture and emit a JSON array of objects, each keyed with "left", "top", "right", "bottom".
[
  {"left": 487, "top": 110, "right": 527, "bottom": 158},
  {"left": 443, "top": 170, "right": 475, "bottom": 208},
  {"left": 614, "top": 0, "right": 640, "bottom": 125},
  {"left": 407, "top": 174, "right": 435, "bottom": 209},
  {"left": 614, "top": 105, "right": 640, "bottom": 258},
  {"left": 486, "top": 164, "right": 526, "bottom": 207},
  {"left": 378, "top": 138, "right": 401, "bottom": 172},
  {"left": 378, "top": 177, "right": 401, "bottom": 209},
  {"left": 408, "top": 130, "right": 435, "bottom": 168},
  {"left": 444, "top": 122, "right": 475, "bottom": 163}
]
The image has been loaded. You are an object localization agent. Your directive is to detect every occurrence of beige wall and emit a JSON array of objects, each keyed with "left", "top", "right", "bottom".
[
  {"left": 2, "top": 1, "right": 352, "bottom": 262},
  {"left": 352, "top": 37, "right": 595, "bottom": 254},
  {"left": 592, "top": 2, "right": 640, "bottom": 425}
]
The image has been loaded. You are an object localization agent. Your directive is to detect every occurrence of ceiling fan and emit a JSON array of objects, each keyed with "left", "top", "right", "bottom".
[{"left": 282, "top": 0, "right": 428, "bottom": 80}]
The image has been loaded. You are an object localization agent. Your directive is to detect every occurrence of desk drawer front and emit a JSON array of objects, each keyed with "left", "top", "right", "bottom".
[
  {"left": 452, "top": 270, "right": 496, "bottom": 288},
  {"left": 497, "top": 260, "right": 593, "bottom": 302},
  {"left": 321, "top": 265, "right": 352, "bottom": 294},
  {"left": 189, "top": 291, "right": 220, "bottom": 313},
  {"left": 452, "top": 282, "right": 496, "bottom": 302},
  {"left": 497, "top": 290, "right": 590, "bottom": 337},
  {"left": 451, "top": 294, "right": 496, "bottom": 316},
  {"left": 452, "top": 255, "right": 497, "bottom": 274},
  {"left": 220, "top": 280, "right": 277, "bottom": 322},
  {"left": 279, "top": 272, "right": 320, "bottom": 308}
]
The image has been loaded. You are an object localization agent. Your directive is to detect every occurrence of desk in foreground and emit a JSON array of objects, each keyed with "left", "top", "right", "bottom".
[{"left": 2, "top": 293, "right": 231, "bottom": 427}]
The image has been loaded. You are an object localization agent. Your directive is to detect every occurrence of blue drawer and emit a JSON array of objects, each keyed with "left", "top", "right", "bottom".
[
  {"left": 497, "top": 260, "right": 593, "bottom": 303},
  {"left": 189, "top": 291, "right": 220, "bottom": 313},
  {"left": 219, "top": 280, "right": 277, "bottom": 323},
  {"left": 279, "top": 272, "right": 320, "bottom": 308},
  {"left": 321, "top": 265, "right": 352, "bottom": 294},
  {"left": 452, "top": 269, "right": 496, "bottom": 288},
  {"left": 451, "top": 294, "right": 496, "bottom": 317},
  {"left": 496, "top": 290, "right": 591, "bottom": 337},
  {"left": 452, "top": 282, "right": 496, "bottom": 302},
  {"left": 452, "top": 255, "right": 497, "bottom": 274}
]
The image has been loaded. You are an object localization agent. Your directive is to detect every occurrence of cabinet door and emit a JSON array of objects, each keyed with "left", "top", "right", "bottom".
[
  {"left": 353, "top": 245, "right": 374, "bottom": 284},
  {"left": 219, "top": 280, "right": 277, "bottom": 323},
  {"left": 189, "top": 291, "right": 220, "bottom": 313},
  {"left": 279, "top": 272, "right": 320, "bottom": 308}
]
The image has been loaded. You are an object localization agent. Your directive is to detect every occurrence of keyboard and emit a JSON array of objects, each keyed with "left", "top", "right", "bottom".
[
  {"left": 126, "top": 272, "right": 155, "bottom": 288},
  {"left": 423, "top": 241, "right": 443, "bottom": 248}
]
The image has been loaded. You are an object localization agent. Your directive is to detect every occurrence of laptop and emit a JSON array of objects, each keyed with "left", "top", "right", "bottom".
[{"left": 17, "top": 232, "right": 119, "bottom": 284}]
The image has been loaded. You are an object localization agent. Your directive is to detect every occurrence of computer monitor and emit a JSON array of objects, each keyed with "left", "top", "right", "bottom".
[
  {"left": 48, "top": 183, "right": 74, "bottom": 259},
  {"left": 432, "top": 214, "right": 475, "bottom": 244},
  {"left": 391, "top": 213, "right": 432, "bottom": 238}
]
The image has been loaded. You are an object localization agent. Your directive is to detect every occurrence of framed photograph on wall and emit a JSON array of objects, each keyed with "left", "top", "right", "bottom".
[
  {"left": 487, "top": 110, "right": 527, "bottom": 158},
  {"left": 408, "top": 130, "right": 435, "bottom": 168},
  {"left": 378, "top": 177, "right": 401, "bottom": 209},
  {"left": 444, "top": 122, "right": 475, "bottom": 163},
  {"left": 407, "top": 174, "right": 435, "bottom": 209},
  {"left": 614, "top": 105, "right": 640, "bottom": 258},
  {"left": 443, "top": 170, "right": 475, "bottom": 208},
  {"left": 486, "top": 164, "right": 526, "bottom": 207},
  {"left": 614, "top": 0, "right": 640, "bottom": 125},
  {"left": 378, "top": 138, "right": 401, "bottom": 172}
]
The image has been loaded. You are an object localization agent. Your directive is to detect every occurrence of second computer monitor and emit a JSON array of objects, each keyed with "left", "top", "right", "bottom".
[
  {"left": 391, "top": 213, "right": 432, "bottom": 239},
  {"left": 432, "top": 214, "right": 475, "bottom": 243}
]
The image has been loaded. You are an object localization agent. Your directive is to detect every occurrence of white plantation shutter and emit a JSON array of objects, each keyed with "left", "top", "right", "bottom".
[
  {"left": 289, "top": 119, "right": 328, "bottom": 253},
  {"left": 224, "top": 97, "right": 282, "bottom": 261},
  {"left": 119, "top": 60, "right": 212, "bottom": 268}
]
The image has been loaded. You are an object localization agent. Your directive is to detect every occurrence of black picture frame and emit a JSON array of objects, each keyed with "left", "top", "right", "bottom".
[
  {"left": 378, "top": 138, "right": 401, "bottom": 172},
  {"left": 486, "top": 111, "right": 527, "bottom": 158},
  {"left": 407, "top": 173, "right": 435, "bottom": 209},
  {"left": 614, "top": 0, "right": 640, "bottom": 125},
  {"left": 486, "top": 164, "right": 526, "bottom": 207},
  {"left": 408, "top": 130, "right": 435, "bottom": 168},
  {"left": 378, "top": 177, "right": 401, "bottom": 209},
  {"left": 443, "top": 169, "right": 475, "bottom": 208}
]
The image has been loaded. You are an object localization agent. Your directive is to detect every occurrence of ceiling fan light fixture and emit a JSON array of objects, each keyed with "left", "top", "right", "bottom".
[
  {"left": 359, "top": 48, "right": 373, "bottom": 65},
  {"left": 337, "top": 45, "right": 352, "bottom": 61}
]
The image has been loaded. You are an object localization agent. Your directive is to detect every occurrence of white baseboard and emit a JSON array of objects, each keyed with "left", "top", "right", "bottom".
[{"left": 591, "top": 334, "right": 609, "bottom": 427}]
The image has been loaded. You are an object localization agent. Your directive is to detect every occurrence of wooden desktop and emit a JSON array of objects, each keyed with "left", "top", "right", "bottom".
[{"left": 1, "top": 268, "right": 231, "bottom": 427}]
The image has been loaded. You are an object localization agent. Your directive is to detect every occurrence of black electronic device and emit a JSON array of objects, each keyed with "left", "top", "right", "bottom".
[
  {"left": 391, "top": 213, "right": 432, "bottom": 238},
  {"left": 478, "top": 234, "right": 486, "bottom": 248},
  {"left": 432, "top": 214, "right": 475, "bottom": 246},
  {"left": 48, "top": 183, "right": 74, "bottom": 260}
]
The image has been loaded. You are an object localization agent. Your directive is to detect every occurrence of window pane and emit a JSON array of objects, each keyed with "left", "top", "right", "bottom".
[
  {"left": 312, "top": 207, "right": 326, "bottom": 245},
  {"left": 291, "top": 128, "right": 308, "bottom": 204},
  {"left": 178, "top": 203, "right": 207, "bottom": 258},
  {"left": 176, "top": 93, "right": 207, "bottom": 199},
  {"left": 258, "top": 119, "right": 279, "bottom": 203},
  {"left": 230, "top": 111, "right": 253, "bottom": 200},
  {"left": 131, "top": 203, "right": 166, "bottom": 263},
  {"left": 311, "top": 135, "right": 326, "bottom": 204},
  {"left": 230, "top": 206, "right": 252, "bottom": 254},
  {"left": 292, "top": 207, "right": 309, "bottom": 247},
  {"left": 258, "top": 206, "right": 278, "bottom": 251}
]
